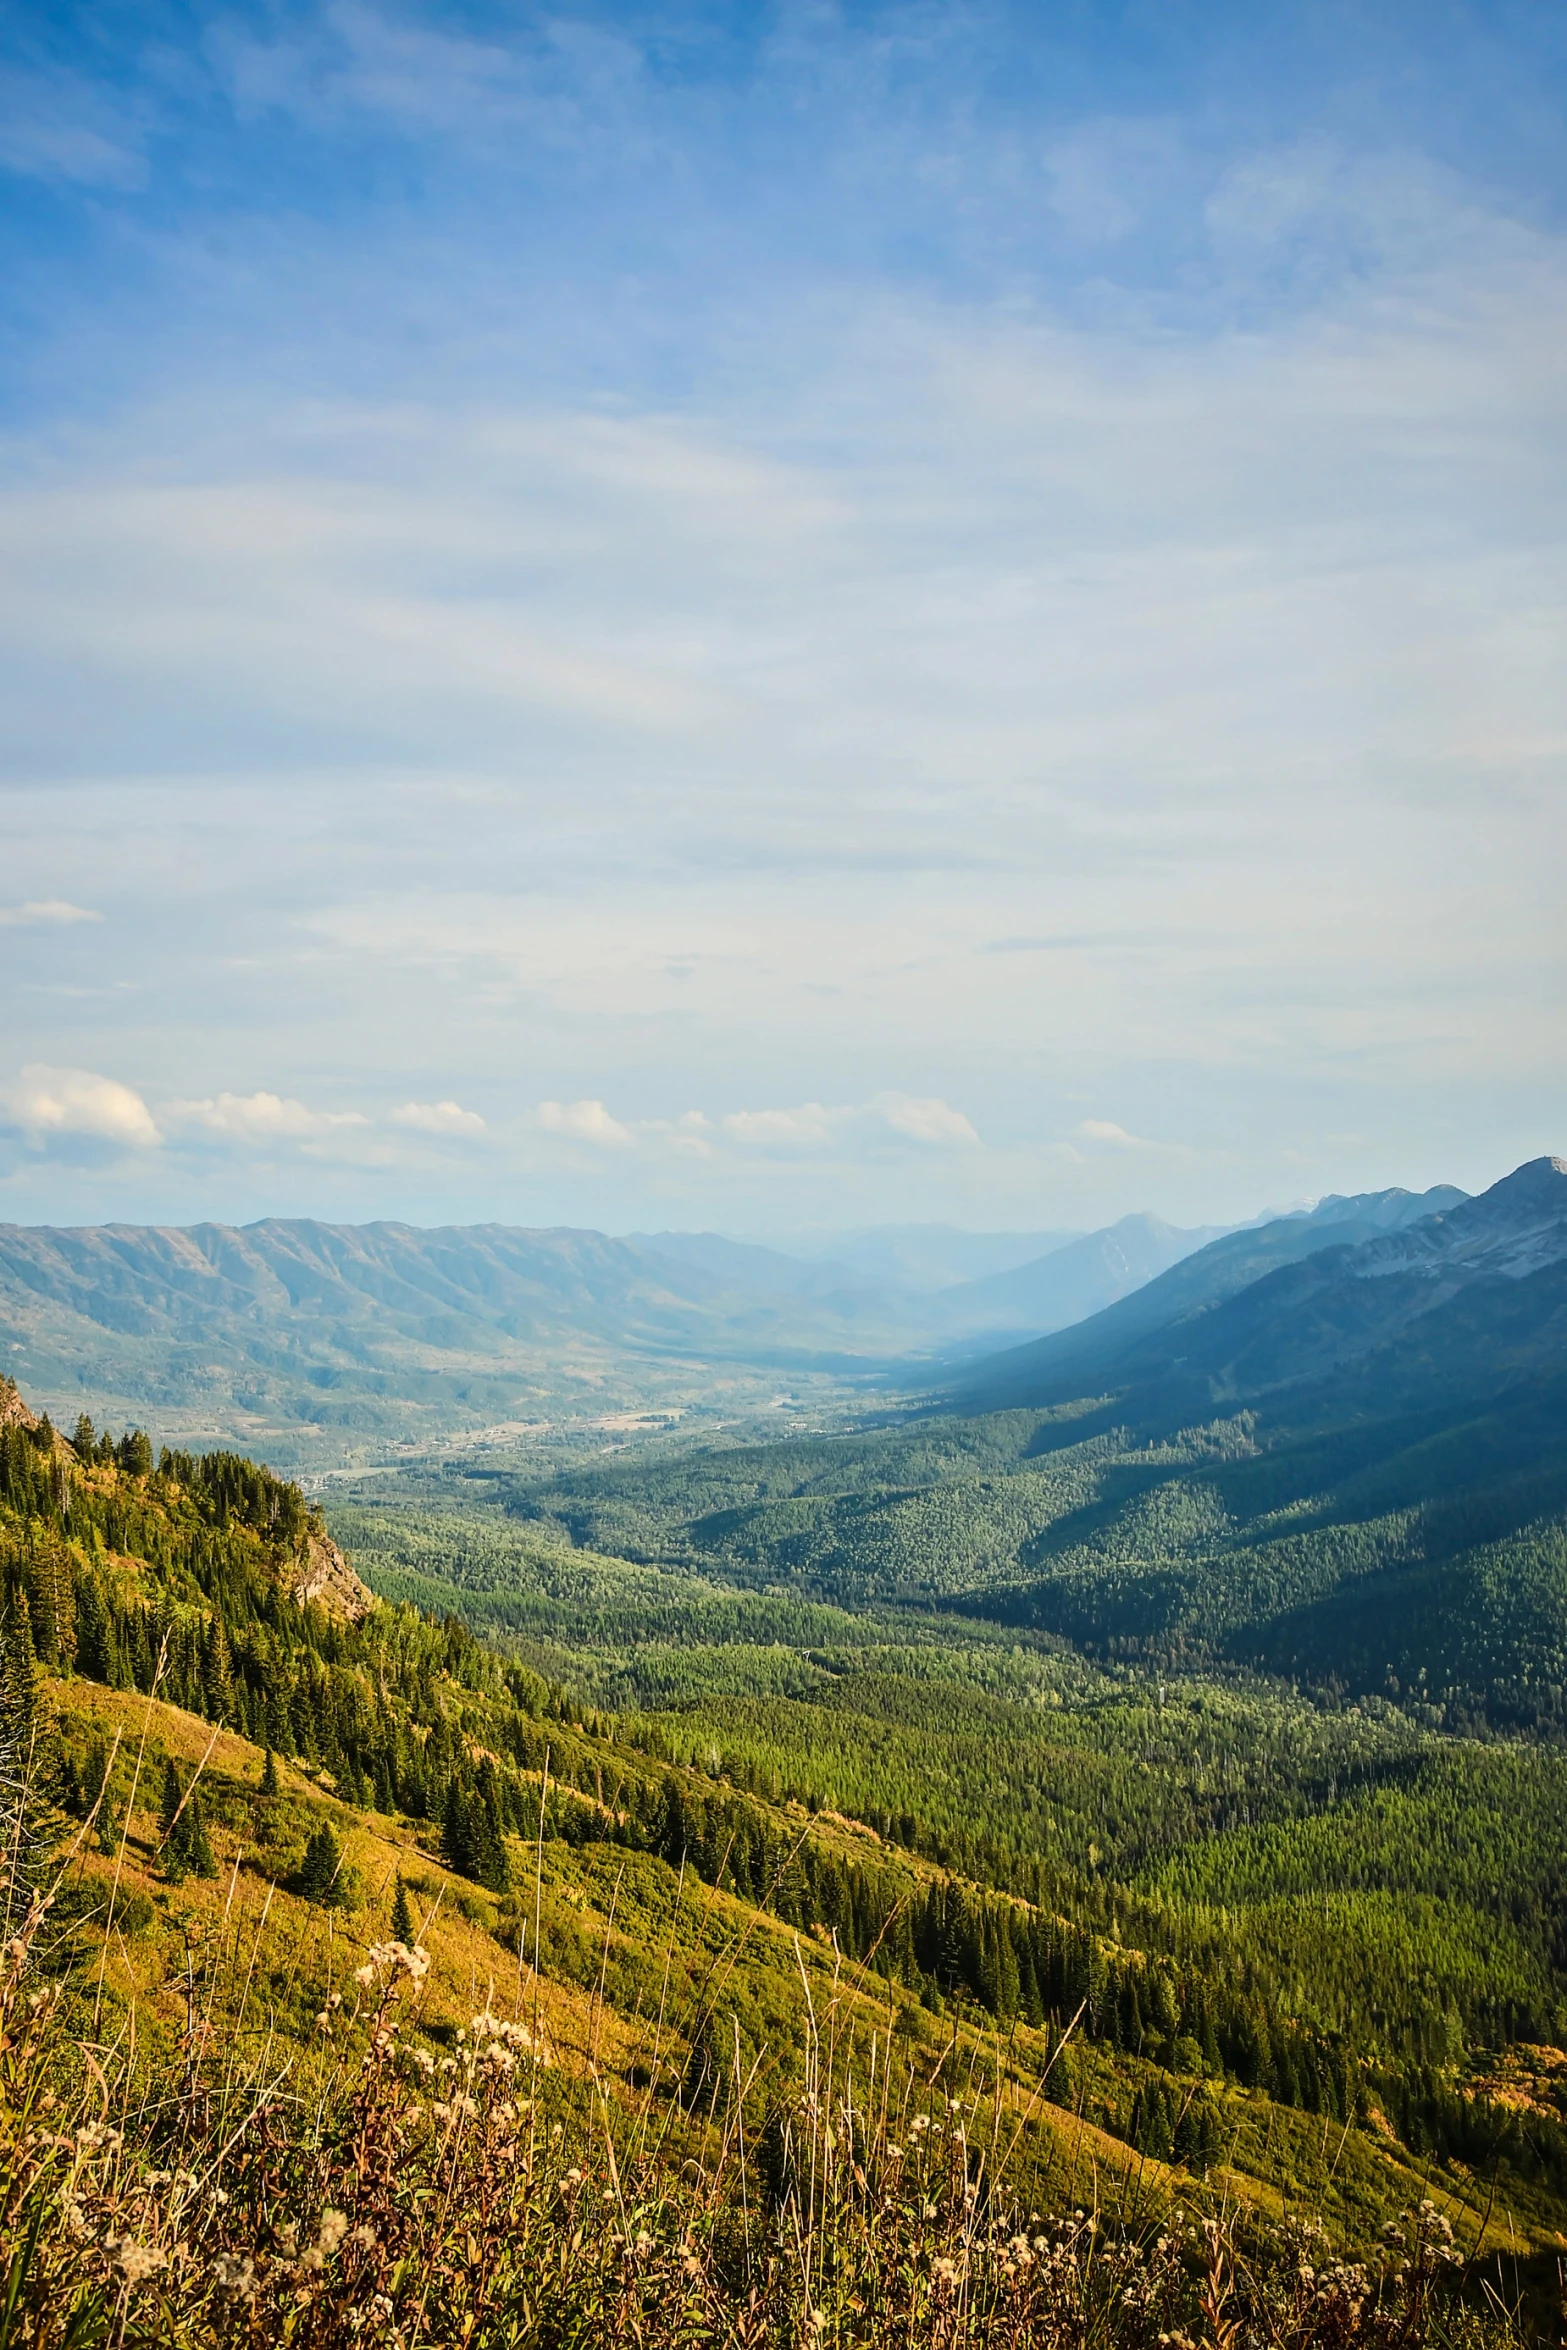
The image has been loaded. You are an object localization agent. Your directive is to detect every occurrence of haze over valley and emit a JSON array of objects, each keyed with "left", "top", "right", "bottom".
[{"left": 0, "top": 1181, "right": 1460, "bottom": 1462}]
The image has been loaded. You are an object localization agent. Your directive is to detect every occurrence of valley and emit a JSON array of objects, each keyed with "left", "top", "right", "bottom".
[{"left": 2, "top": 1156, "right": 1565, "bottom": 2340}]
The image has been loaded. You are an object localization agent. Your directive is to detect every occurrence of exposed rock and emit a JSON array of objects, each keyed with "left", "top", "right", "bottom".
[
  {"left": 0, "top": 1376, "right": 72, "bottom": 1453},
  {"left": 292, "top": 1528, "right": 373, "bottom": 1623},
  {"left": 0, "top": 1375, "right": 38, "bottom": 1432}
]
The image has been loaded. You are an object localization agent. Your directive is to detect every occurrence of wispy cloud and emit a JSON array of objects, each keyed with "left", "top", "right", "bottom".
[
  {"left": 537, "top": 1098, "right": 633, "bottom": 1148},
  {"left": 0, "top": 899, "right": 101, "bottom": 927},
  {"left": 1070, "top": 1120, "right": 1192, "bottom": 1157},
  {"left": 873, "top": 1093, "right": 981, "bottom": 1148},
  {"left": 1, "top": 6, "right": 1562, "bottom": 1227},
  {"left": 534, "top": 1094, "right": 982, "bottom": 1160},
  {"left": 0, "top": 66, "right": 146, "bottom": 189}
]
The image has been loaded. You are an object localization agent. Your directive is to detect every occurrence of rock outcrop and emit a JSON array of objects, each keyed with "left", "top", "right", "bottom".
[{"left": 292, "top": 1527, "right": 373, "bottom": 1623}]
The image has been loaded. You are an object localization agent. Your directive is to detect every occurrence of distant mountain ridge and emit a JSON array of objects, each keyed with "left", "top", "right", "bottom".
[
  {"left": 953, "top": 1179, "right": 1473, "bottom": 1407},
  {"left": 507, "top": 1158, "right": 1567, "bottom": 1734},
  {"left": 924, "top": 1211, "right": 1231, "bottom": 1342},
  {"left": 772, "top": 1223, "right": 1083, "bottom": 1291},
  {"left": 0, "top": 1202, "right": 1244, "bottom": 1452},
  {"left": 3, "top": 1174, "right": 1519, "bottom": 1465}
]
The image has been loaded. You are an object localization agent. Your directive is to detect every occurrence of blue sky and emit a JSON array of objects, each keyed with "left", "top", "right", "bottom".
[{"left": 1, "top": 1, "right": 1564, "bottom": 1236}]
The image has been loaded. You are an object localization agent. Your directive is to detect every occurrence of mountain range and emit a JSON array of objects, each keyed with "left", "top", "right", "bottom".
[
  {"left": 7, "top": 1164, "right": 1559, "bottom": 1485},
  {"left": 499, "top": 1157, "right": 1567, "bottom": 1732},
  {"left": 956, "top": 1162, "right": 1558, "bottom": 1420},
  {"left": 0, "top": 1204, "right": 1230, "bottom": 1456}
]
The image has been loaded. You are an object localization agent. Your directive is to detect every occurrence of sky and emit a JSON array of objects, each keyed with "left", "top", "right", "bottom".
[{"left": 1, "top": 0, "right": 1564, "bottom": 1240}]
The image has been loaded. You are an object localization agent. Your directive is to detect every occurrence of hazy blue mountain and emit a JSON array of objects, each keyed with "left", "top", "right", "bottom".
[
  {"left": 774, "top": 1224, "right": 1082, "bottom": 1291},
  {"left": 4, "top": 1181, "right": 1490, "bottom": 1464},
  {"left": 0, "top": 1206, "right": 1247, "bottom": 1456},
  {"left": 501, "top": 1162, "right": 1566, "bottom": 1728},
  {"left": 925, "top": 1211, "right": 1231, "bottom": 1341},
  {"left": 952, "top": 1180, "right": 1471, "bottom": 1407},
  {"left": 0, "top": 1218, "right": 935, "bottom": 1454}
]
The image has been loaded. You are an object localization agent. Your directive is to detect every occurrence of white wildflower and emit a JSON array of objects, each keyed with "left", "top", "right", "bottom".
[{"left": 104, "top": 2236, "right": 166, "bottom": 2287}]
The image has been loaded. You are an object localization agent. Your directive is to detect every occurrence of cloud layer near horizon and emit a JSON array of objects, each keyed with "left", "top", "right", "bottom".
[{"left": 1, "top": 2, "right": 1563, "bottom": 1234}]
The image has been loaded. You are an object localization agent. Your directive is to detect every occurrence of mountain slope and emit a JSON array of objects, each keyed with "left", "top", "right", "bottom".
[
  {"left": 504, "top": 1162, "right": 1567, "bottom": 1730},
  {"left": 951, "top": 1180, "right": 1472, "bottom": 1408},
  {"left": 778, "top": 1221, "right": 1083, "bottom": 1289},
  {"left": 5, "top": 1376, "right": 1564, "bottom": 2304},
  {"left": 0, "top": 1208, "right": 1262, "bottom": 1461},
  {"left": 0, "top": 1217, "right": 941, "bottom": 1453},
  {"left": 926, "top": 1211, "right": 1232, "bottom": 1341}
]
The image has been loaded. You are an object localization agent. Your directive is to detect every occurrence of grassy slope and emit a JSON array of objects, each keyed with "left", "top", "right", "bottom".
[{"left": 45, "top": 1673, "right": 1536, "bottom": 2268}]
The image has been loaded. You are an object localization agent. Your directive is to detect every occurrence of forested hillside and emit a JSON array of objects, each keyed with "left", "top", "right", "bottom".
[
  {"left": 492, "top": 1161, "right": 1567, "bottom": 1733},
  {"left": 3, "top": 1371, "right": 1566, "bottom": 2341},
  {"left": 959, "top": 1160, "right": 1560, "bottom": 1414}
]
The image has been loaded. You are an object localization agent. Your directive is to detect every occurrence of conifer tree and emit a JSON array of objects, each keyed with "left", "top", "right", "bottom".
[
  {"left": 259, "top": 1746, "right": 280, "bottom": 1797},
  {"left": 298, "top": 1823, "right": 346, "bottom": 1907},
  {"left": 201, "top": 1616, "right": 234, "bottom": 1723},
  {"left": 117, "top": 1429, "right": 153, "bottom": 1478},
  {"left": 160, "top": 1756, "right": 184, "bottom": 1845},
  {"left": 157, "top": 1755, "right": 217, "bottom": 1882},
  {"left": 182, "top": 1791, "right": 217, "bottom": 1878},
  {"left": 391, "top": 1875, "right": 416, "bottom": 1946},
  {"left": 74, "top": 1572, "right": 116, "bottom": 1686}
]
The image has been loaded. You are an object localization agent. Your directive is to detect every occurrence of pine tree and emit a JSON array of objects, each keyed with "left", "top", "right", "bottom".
[
  {"left": 158, "top": 1757, "right": 216, "bottom": 1881},
  {"left": 441, "top": 1779, "right": 476, "bottom": 1879},
  {"left": 74, "top": 1572, "right": 113, "bottom": 1684},
  {"left": 117, "top": 1429, "right": 153, "bottom": 1479},
  {"left": 160, "top": 1756, "right": 184, "bottom": 1842},
  {"left": 181, "top": 1792, "right": 217, "bottom": 1878},
  {"left": 473, "top": 1762, "right": 511, "bottom": 1895},
  {"left": 259, "top": 1746, "right": 281, "bottom": 1798},
  {"left": 391, "top": 1875, "right": 416, "bottom": 1946},
  {"left": 1174, "top": 2087, "right": 1225, "bottom": 2176},
  {"left": 298, "top": 1824, "right": 346, "bottom": 1907},
  {"left": 201, "top": 1616, "right": 234, "bottom": 1724}
]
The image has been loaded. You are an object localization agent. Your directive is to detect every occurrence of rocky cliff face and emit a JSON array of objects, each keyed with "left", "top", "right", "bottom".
[
  {"left": 0, "top": 1376, "right": 38, "bottom": 1432},
  {"left": 291, "top": 1527, "right": 373, "bottom": 1622}
]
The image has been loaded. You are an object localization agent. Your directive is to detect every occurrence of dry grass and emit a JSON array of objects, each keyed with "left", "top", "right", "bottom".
[
  {"left": 0, "top": 1840, "right": 1531, "bottom": 2349},
  {"left": 0, "top": 1677, "right": 1537, "bottom": 2346}
]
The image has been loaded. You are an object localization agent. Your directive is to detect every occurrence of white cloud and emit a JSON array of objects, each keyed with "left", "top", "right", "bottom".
[
  {"left": 721, "top": 1103, "right": 838, "bottom": 1150},
  {"left": 166, "top": 1091, "right": 370, "bottom": 1143},
  {"left": 1, "top": 53, "right": 1564, "bottom": 1230},
  {"left": 718, "top": 1095, "right": 980, "bottom": 1153},
  {"left": 2, "top": 1064, "right": 160, "bottom": 1149},
  {"left": 871, "top": 1092, "right": 980, "bottom": 1147},
  {"left": 0, "top": 899, "right": 102, "bottom": 927},
  {"left": 1071, "top": 1119, "right": 1190, "bottom": 1156},
  {"left": 392, "top": 1098, "right": 486, "bottom": 1135},
  {"left": 537, "top": 1097, "right": 633, "bottom": 1147}
]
